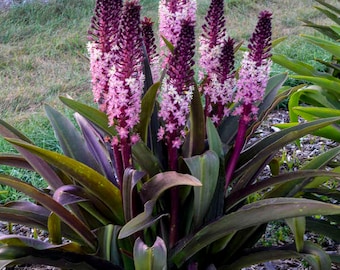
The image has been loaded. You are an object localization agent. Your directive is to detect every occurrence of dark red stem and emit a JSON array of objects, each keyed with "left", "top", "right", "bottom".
[
  {"left": 225, "top": 107, "right": 250, "bottom": 190},
  {"left": 168, "top": 143, "right": 179, "bottom": 248}
]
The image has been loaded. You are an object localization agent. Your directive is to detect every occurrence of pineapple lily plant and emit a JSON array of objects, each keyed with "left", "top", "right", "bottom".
[{"left": 0, "top": 0, "right": 340, "bottom": 269}]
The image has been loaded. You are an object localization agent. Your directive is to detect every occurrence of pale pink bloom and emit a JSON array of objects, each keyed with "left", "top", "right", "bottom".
[{"left": 158, "top": 0, "right": 196, "bottom": 67}]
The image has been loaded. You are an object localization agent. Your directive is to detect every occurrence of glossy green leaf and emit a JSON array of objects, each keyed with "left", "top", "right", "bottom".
[
  {"left": 206, "top": 118, "right": 224, "bottom": 158},
  {"left": 306, "top": 217, "right": 340, "bottom": 242},
  {"left": 302, "top": 241, "right": 332, "bottom": 270},
  {"left": 271, "top": 54, "right": 323, "bottom": 77},
  {"left": 45, "top": 104, "right": 101, "bottom": 172},
  {"left": 293, "top": 106, "right": 340, "bottom": 118},
  {"left": 132, "top": 141, "right": 163, "bottom": 177},
  {"left": 171, "top": 198, "right": 340, "bottom": 267},
  {"left": 291, "top": 75, "right": 340, "bottom": 93},
  {"left": 5, "top": 138, "right": 124, "bottom": 225},
  {"left": 184, "top": 82, "right": 205, "bottom": 157},
  {"left": 235, "top": 117, "right": 340, "bottom": 190},
  {"left": 315, "top": 0, "right": 340, "bottom": 14},
  {"left": 48, "top": 212, "right": 62, "bottom": 245},
  {"left": 0, "top": 121, "right": 64, "bottom": 190},
  {"left": 59, "top": 96, "right": 117, "bottom": 136},
  {"left": 301, "top": 34, "right": 340, "bottom": 59},
  {"left": 134, "top": 237, "right": 167, "bottom": 270},
  {"left": 0, "top": 174, "right": 96, "bottom": 250},
  {"left": 138, "top": 82, "right": 160, "bottom": 143},
  {"left": 119, "top": 172, "right": 201, "bottom": 239},
  {"left": 95, "top": 224, "right": 122, "bottom": 267},
  {"left": 184, "top": 150, "right": 219, "bottom": 227},
  {"left": 285, "top": 217, "right": 305, "bottom": 252}
]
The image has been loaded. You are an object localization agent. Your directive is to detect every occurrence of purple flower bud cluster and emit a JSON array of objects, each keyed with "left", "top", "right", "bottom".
[
  {"left": 107, "top": 0, "right": 144, "bottom": 145},
  {"left": 159, "top": 0, "right": 196, "bottom": 67},
  {"left": 158, "top": 20, "right": 196, "bottom": 149},
  {"left": 88, "top": 0, "right": 122, "bottom": 109},
  {"left": 233, "top": 11, "right": 272, "bottom": 123},
  {"left": 199, "top": 0, "right": 236, "bottom": 125},
  {"left": 142, "top": 17, "right": 160, "bottom": 82}
]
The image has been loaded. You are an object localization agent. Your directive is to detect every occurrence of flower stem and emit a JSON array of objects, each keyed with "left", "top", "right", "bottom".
[
  {"left": 113, "top": 144, "right": 124, "bottom": 189},
  {"left": 225, "top": 112, "right": 249, "bottom": 190},
  {"left": 168, "top": 143, "right": 179, "bottom": 248}
]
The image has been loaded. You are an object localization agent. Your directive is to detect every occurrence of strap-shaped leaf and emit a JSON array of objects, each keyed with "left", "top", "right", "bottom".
[
  {"left": 234, "top": 116, "right": 340, "bottom": 190},
  {"left": 184, "top": 150, "right": 219, "bottom": 228},
  {"left": 59, "top": 96, "right": 117, "bottom": 137},
  {"left": 0, "top": 201, "right": 49, "bottom": 229},
  {"left": 285, "top": 217, "right": 305, "bottom": 252},
  {"left": 0, "top": 120, "right": 64, "bottom": 190},
  {"left": 171, "top": 198, "right": 340, "bottom": 267},
  {"left": 5, "top": 138, "right": 124, "bottom": 225},
  {"left": 0, "top": 175, "right": 97, "bottom": 250},
  {"left": 132, "top": 141, "right": 163, "bottom": 177},
  {"left": 75, "top": 113, "right": 117, "bottom": 185},
  {"left": 45, "top": 104, "right": 101, "bottom": 172},
  {"left": 137, "top": 82, "right": 160, "bottom": 143},
  {"left": 291, "top": 75, "right": 340, "bottom": 94},
  {"left": 225, "top": 170, "right": 340, "bottom": 212},
  {"left": 306, "top": 217, "right": 340, "bottom": 242},
  {"left": 183, "top": 82, "right": 205, "bottom": 157},
  {"left": 119, "top": 172, "right": 201, "bottom": 239},
  {"left": 218, "top": 241, "right": 331, "bottom": 270},
  {"left": 0, "top": 154, "right": 33, "bottom": 170},
  {"left": 0, "top": 236, "right": 123, "bottom": 270},
  {"left": 301, "top": 34, "right": 340, "bottom": 59}
]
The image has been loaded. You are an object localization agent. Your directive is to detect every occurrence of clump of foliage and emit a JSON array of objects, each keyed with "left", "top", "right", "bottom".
[
  {"left": 0, "top": 0, "right": 339, "bottom": 269},
  {"left": 273, "top": 0, "right": 340, "bottom": 140}
]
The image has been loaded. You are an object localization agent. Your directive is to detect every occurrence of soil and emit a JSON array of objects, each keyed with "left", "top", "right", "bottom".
[{"left": 0, "top": 110, "right": 339, "bottom": 269}]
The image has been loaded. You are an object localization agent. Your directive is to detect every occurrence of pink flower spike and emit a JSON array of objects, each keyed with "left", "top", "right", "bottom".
[
  {"left": 106, "top": 0, "right": 144, "bottom": 145},
  {"left": 233, "top": 10, "right": 272, "bottom": 123},
  {"left": 159, "top": 0, "right": 197, "bottom": 67},
  {"left": 88, "top": 0, "right": 123, "bottom": 111},
  {"left": 158, "top": 19, "right": 196, "bottom": 149}
]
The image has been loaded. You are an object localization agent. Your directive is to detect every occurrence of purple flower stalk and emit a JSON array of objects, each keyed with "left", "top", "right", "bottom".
[
  {"left": 158, "top": 19, "right": 195, "bottom": 248},
  {"left": 142, "top": 17, "right": 160, "bottom": 82},
  {"left": 106, "top": 0, "right": 144, "bottom": 184},
  {"left": 199, "top": 0, "right": 235, "bottom": 125},
  {"left": 88, "top": 0, "right": 123, "bottom": 112},
  {"left": 158, "top": 0, "right": 196, "bottom": 67},
  {"left": 225, "top": 11, "right": 272, "bottom": 189},
  {"left": 158, "top": 19, "right": 195, "bottom": 154}
]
